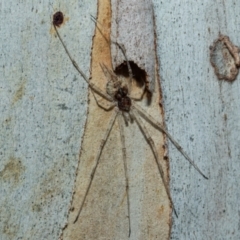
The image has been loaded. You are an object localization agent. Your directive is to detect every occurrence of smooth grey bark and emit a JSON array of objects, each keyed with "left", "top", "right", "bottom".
[
  {"left": 0, "top": 1, "right": 96, "bottom": 239},
  {"left": 154, "top": 1, "right": 240, "bottom": 239},
  {"left": 1, "top": 0, "right": 240, "bottom": 239}
]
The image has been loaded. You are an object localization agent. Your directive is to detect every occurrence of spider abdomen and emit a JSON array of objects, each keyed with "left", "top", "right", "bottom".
[
  {"left": 114, "top": 87, "right": 131, "bottom": 112},
  {"left": 118, "top": 96, "right": 131, "bottom": 112}
]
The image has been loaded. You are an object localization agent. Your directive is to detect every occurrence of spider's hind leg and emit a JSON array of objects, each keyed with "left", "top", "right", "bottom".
[
  {"left": 132, "top": 102, "right": 208, "bottom": 180},
  {"left": 118, "top": 113, "right": 131, "bottom": 237},
  {"left": 73, "top": 110, "right": 119, "bottom": 223},
  {"left": 131, "top": 108, "right": 178, "bottom": 217}
]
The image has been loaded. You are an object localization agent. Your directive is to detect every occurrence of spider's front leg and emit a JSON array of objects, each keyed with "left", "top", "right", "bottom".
[
  {"left": 53, "top": 25, "right": 113, "bottom": 102},
  {"left": 91, "top": 16, "right": 134, "bottom": 93}
]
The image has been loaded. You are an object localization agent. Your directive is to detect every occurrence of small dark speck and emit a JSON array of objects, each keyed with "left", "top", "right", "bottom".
[
  {"left": 163, "top": 156, "right": 168, "bottom": 160},
  {"left": 58, "top": 104, "right": 69, "bottom": 110},
  {"left": 224, "top": 114, "right": 227, "bottom": 122},
  {"left": 53, "top": 11, "right": 64, "bottom": 27}
]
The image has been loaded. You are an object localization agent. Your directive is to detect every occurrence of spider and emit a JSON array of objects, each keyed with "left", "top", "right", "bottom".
[{"left": 53, "top": 12, "right": 208, "bottom": 238}]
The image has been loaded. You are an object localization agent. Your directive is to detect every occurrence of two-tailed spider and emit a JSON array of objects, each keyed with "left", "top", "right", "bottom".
[{"left": 53, "top": 11, "right": 208, "bottom": 237}]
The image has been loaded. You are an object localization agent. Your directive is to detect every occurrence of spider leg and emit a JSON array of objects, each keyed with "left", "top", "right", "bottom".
[
  {"left": 54, "top": 25, "right": 113, "bottom": 102},
  {"left": 99, "top": 63, "right": 118, "bottom": 83},
  {"left": 73, "top": 110, "right": 119, "bottom": 223},
  {"left": 131, "top": 108, "right": 178, "bottom": 217},
  {"left": 91, "top": 89, "right": 116, "bottom": 111},
  {"left": 132, "top": 102, "right": 208, "bottom": 179},
  {"left": 91, "top": 16, "right": 133, "bottom": 93},
  {"left": 112, "top": 42, "right": 133, "bottom": 90},
  {"left": 130, "top": 87, "right": 146, "bottom": 102},
  {"left": 90, "top": 15, "right": 112, "bottom": 45},
  {"left": 118, "top": 113, "right": 131, "bottom": 237}
]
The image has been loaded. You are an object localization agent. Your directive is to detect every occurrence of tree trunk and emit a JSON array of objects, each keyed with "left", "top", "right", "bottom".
[{"left": 1, "top": 0, "right": 240, "bottom": 239}]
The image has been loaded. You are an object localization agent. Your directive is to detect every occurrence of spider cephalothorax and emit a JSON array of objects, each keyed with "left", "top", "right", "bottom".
[{"left": 114, "top": 86, "right": 131, "bottom": 112}]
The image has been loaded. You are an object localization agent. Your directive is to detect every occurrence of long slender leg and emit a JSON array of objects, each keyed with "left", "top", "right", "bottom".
[
  {"left": 99, "top": 63, "right": 119, "bottom": 84},
  {"left": 130, "top": 87, "right": 146, "bottom": 102},
  {"left": 113, "top": 42, "right": 133, "bottom": 91},
  {"left": 131, "top": 109, "right": 178, "bottom": 217},
  {"left": 74, "top": 110, "right": 119, "bottom": 223},
  {"left": 118, "top": 113, "right": 131, "bottom": 237},
  {"left": 132, "top": 102, "right": 208, "bottom": 179},
  {"left": 91, "top": 89, "right": 116, "bottom": 111},
  {"left": 53, "top": 25, "right": 113, "bottom": 102},
  {"left": 90, "top": 16, "right": 133, "bottom": 93}
]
